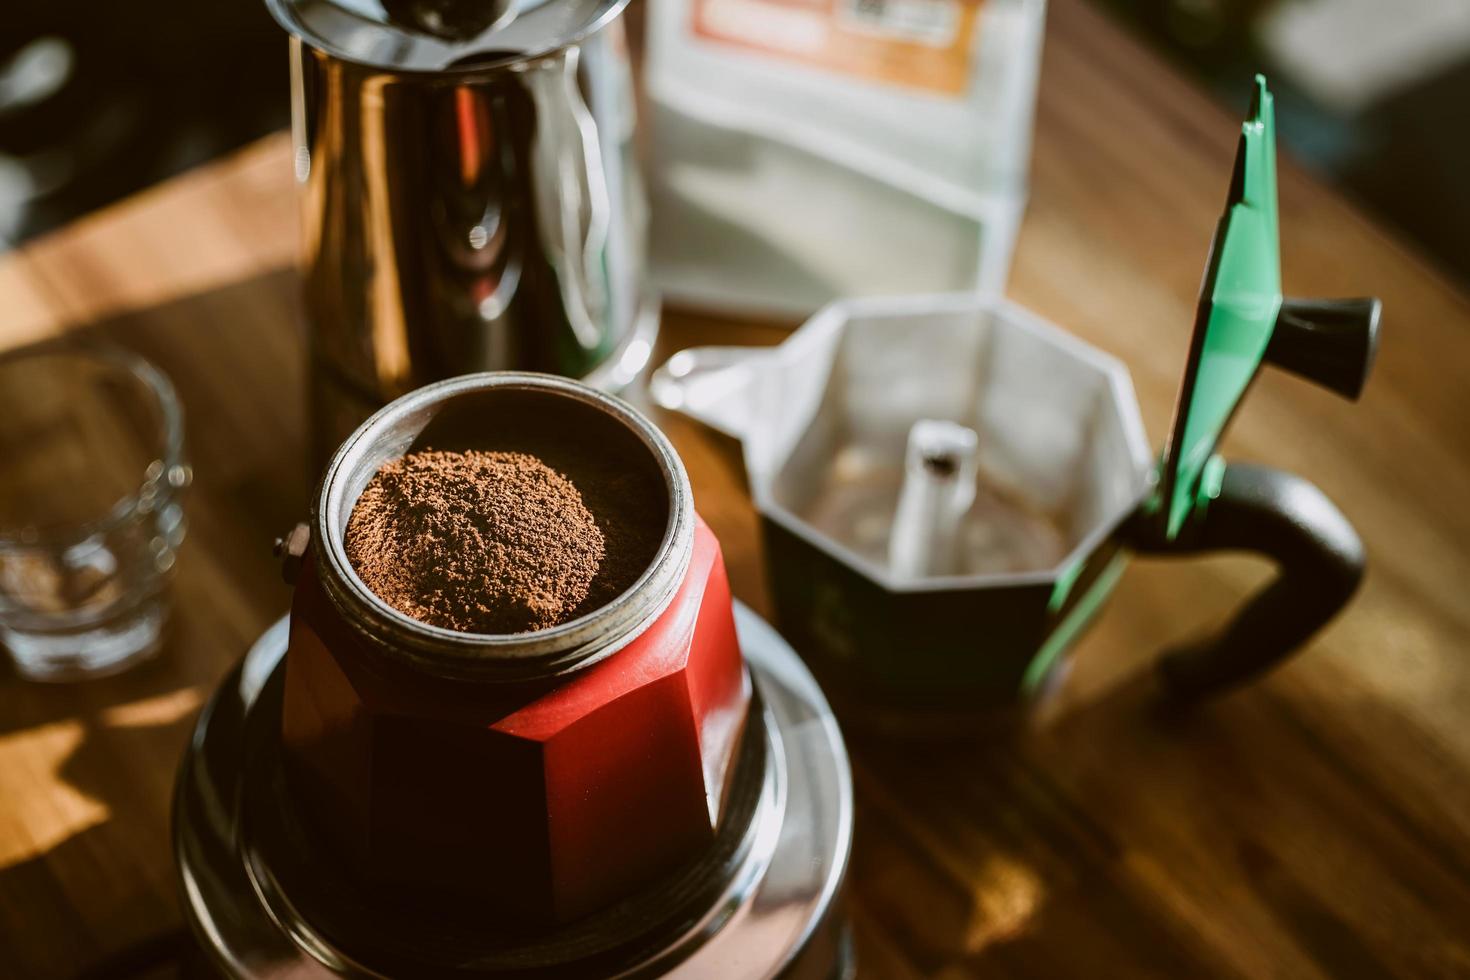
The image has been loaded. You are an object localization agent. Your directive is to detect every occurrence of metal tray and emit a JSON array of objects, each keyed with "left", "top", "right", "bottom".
[{"left": 173, "top": 603, "right": 854, "bottom": 978}]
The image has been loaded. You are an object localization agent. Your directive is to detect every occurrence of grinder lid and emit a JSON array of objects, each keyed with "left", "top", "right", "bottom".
[
  {"left": 267, "top": 0, "right": 627, "bottom": 72},
  {"left": 1157, "top": 75, "right": 1281, "bottom": 540}
]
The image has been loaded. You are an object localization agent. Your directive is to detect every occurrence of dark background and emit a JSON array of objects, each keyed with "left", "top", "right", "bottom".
[
  {"left": 0, "top": 2, "right": 287, "bottom": 243},
  {"left": 1, "top": 0, "right": 1467, "bottom": 284}
]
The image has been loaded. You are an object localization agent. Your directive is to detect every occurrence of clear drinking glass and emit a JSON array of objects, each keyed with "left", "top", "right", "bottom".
[{"left": 0, "top": 344, "right": 190, "bottom": 681}]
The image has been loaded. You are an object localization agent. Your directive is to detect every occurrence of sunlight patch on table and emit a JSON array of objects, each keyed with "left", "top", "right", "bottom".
[
  {"left": 963, "top": 853, "right": 1046, "bottom": 952},
  {"left": 0, "top": 719, "right": 108, "bottom": 866},
  {"left": 101, "top": 686, "right": 203, "bottom": 729}
]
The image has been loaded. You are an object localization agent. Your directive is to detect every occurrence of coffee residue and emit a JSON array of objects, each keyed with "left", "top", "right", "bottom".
[{"left": 346, "top": 449, "right": 607, "bottom": 634}]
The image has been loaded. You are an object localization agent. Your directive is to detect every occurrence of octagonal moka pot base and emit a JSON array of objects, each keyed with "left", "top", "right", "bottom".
[
  {"left": 174, "top": 606, "right": 853, "bottom": 978},
  {"left": 286, "top": 373, "right": 753, "bottom": 922},
  {"left": 652, "top": 80, "right": 1381, "bottom": 735},
  {"left": 171, "top": 372, "right": 853, "bottom": 976}
]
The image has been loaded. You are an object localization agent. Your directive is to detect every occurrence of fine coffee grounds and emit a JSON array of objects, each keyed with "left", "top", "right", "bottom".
[{"left": 346, "top": 449, "right": 611, "bottom": 634}]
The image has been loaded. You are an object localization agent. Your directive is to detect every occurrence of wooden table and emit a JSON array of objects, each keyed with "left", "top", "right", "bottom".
[{"left": 4, "top": 0, "right": 1470, "bottom": 976}]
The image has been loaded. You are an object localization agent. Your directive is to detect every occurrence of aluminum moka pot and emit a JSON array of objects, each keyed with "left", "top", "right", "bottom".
[
  {"left": 266, "top": 0, "right": 656, "bottom": 464},
  {"left": 173, "top": 375, "right": 853, "bottom": 977},
  {"left": 653, "top": 78, "right": 1381, "bottom": 733}
]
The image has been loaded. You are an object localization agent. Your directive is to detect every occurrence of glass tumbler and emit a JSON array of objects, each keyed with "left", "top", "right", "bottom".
[{"left": 0, "top": 345, "right": 190, "bottom": 681}]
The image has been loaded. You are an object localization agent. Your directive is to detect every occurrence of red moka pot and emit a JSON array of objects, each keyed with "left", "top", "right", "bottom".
[{"left": 277, "top": 374, "right": 751, "bottom": 925}]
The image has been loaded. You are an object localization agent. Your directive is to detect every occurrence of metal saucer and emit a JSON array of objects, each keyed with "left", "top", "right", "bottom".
[{"left": 174, "top": 604, "right": 854, "bottom": 978}]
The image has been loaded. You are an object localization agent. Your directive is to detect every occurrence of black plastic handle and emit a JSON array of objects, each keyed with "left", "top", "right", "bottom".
[
  {"left": 1131, "top": 463, "right": 1365, "bottom": 699},
  {"left": 1266, "top": 297, "right": 1381, "bottom": 400}
]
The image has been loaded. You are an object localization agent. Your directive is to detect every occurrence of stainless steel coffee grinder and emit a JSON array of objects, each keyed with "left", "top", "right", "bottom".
[
  {"left": 653, "top": 77, "right": 1381, "bottom": 733},
  {"left": 267, "top": 0, "right": 656, "bottom": 462}
]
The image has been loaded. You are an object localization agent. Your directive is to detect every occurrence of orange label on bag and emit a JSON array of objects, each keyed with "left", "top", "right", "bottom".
[{"left": 692, "top": 0, "right": 983, "bottom": 95}]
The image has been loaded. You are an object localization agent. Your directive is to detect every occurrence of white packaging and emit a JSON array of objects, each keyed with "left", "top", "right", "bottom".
[{"left": 644, "top": 0, "right": 1047, "bottom": 316}]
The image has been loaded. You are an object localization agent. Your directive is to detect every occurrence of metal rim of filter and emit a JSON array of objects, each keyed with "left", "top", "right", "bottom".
[{"left": 313, "top": 371, "right": 695, "bottom": 683}]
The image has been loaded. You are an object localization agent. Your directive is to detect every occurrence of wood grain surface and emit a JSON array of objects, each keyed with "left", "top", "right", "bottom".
[{"left": 3, "top": 0, "right": 1470, "bottom": 977}]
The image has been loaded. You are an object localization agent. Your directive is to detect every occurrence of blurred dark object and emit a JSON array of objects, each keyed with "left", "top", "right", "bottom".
[
  {"left": 1096, "top": 0, "right": 1470, "bottom": 284},
  {"left": 379, "top": 0, "right": 517, "bottom": 39},
  {"left": 1097, "top": 0, "right": 1275, "bottom": 73},
  {"left": 0, "top": 0, "right": 287, "bottom": 247}
]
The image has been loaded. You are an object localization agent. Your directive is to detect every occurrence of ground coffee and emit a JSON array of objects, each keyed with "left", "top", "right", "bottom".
[{"left": 345, "top": 449, "right": 608, "bottom": 634}]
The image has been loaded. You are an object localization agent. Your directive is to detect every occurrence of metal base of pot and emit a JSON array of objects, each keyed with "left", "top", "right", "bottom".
[{"left": 173, "top": 603, "right": 854, "bottom": 978}]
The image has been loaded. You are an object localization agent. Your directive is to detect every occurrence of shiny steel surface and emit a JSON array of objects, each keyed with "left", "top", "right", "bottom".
[
  {"left": 654, "top": 294, "right": 1153, "bottom": 590},
  {"left": 173, "top": 606, "right": 854, "bottom": 978},
  {"left": 273, "top": 0, "right": 653, "bottom": 459},
  {"left": 887, "top": 420, "right": 981, "bottom": 580},
  {"left": 653, "top": 295, "right": 1154, "bottom": 727},
  {"left": 270, "top": 0, "right": 615, "bottom": 71}
]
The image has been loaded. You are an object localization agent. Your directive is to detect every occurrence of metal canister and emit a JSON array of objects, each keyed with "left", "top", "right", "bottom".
[
  {"left": 265, "top": 0, "right": 656, "bottom": 463},
  {"left": 174, "top": 374, "right": 854, "bottom": 977}
]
